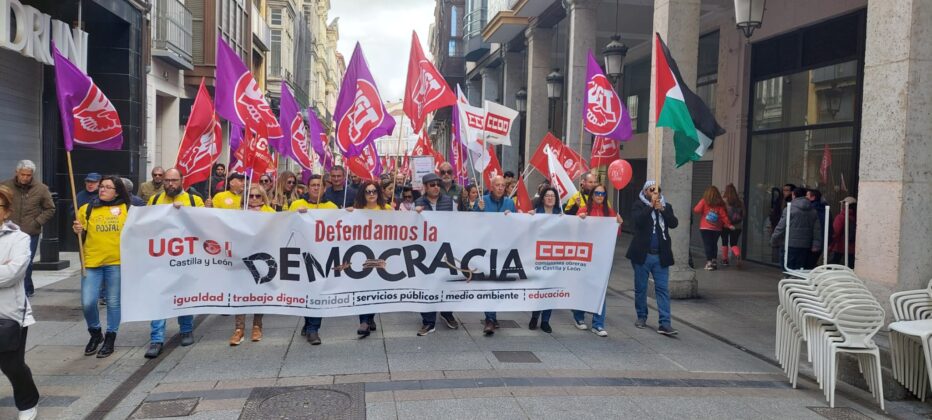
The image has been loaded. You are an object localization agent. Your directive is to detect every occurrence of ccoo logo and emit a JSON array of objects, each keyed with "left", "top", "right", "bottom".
[
  {"left": 72, "top": 84, "right": 122, "bottom": 144},
  {"left": 585, "top": 74, "right": 622, "bottom": 135}
]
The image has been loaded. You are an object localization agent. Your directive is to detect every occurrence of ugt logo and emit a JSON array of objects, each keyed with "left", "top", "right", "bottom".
[
  {"left": 585, "top": 74, "right": 623, "bottom": 135},
  {"left": 337, "top": 80, "right": 384, "bottom": 151},
  {"left": 412, "top": 62, "right": 443, "bottom": 116},
  {"left": 290, "top": 115, "right": 313, "bottom": 169},
  {"left": 234, "top": 74, "right": 283, "bottom": 139},
  {"left": 73, "top": 84, "right": 122, "bottom": 144},
  {"left": 177, "top": 119, "right": 219, "bottom": 175}
]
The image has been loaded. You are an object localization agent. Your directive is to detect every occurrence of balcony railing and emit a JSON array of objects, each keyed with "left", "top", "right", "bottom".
[
  {"left": 153, "top": 0, "right": 193, "bottom": 70},
  {"left": 464, "top": 7, "right": 486, "bottom": 40},
  {"left": 252, "top": 4, "right": 271, "bottom": 52}
]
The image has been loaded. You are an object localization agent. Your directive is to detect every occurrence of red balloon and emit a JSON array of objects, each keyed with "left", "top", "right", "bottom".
[{"left": 607, "top": 159, "right": 633, "bottom": 190}]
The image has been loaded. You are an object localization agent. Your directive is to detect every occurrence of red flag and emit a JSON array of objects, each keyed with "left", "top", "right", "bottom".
[
  {"left": 401, "top": 155, "right": 411, "bottom": 177},
  {"left": 346, "top": 142, "right": 383, "bottom": 180},
  {"left": 482, "top": 145, "right": 503, "bottom": 188},
  {"left": 820, "top": 144, "right": 832, "bottom": 184},
  {"left": 412, "top": 130, "right": 435, "bottom": 156},
  {"left": 529, "top": 133, "right": 589, "bottom": 179},
  {"left": 404, "top": 31, "right": 456, "bottom": 133},
  {"left": 234, "top": 124, "right": 274, "bottom": 175},
  {"left": 514, "top": 178, "right": 532, "bottom": 213},
  {"left": 590, "top": 136, "right": 620, "bottom": 168},
  {"left": 175, "top": 80, "right": 222, "bottom": 190}
]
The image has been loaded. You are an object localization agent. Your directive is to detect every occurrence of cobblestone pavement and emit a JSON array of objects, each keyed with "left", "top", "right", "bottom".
[{"left": 1, "top": 245, "right": 929, "bottom": 420}]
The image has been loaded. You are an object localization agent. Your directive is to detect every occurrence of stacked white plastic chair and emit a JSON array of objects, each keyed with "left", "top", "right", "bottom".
[
  {"left": 774, "top": 265, "right": 886, "bottom": 410},
  {"left": 888, "top": 279, "right": 932, "bottom": 401}
]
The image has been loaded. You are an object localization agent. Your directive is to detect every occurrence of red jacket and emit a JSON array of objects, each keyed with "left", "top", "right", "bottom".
[
  {"left": 693, "top": 199, "right": 733, "bottom": 231},
  {"left": 829, "top": 211, "right": 855, "bottom": 254}
]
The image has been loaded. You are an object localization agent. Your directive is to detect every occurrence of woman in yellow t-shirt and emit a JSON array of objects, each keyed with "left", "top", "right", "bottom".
[
  {"left": 348, "top": 179, "right": 392, "bottom": 337},
  {"left": 230, "top": 184, "right": 274, "bottom": 346},
  {"left": 73, "top": 175, "right": 130, "bottom": 358}
]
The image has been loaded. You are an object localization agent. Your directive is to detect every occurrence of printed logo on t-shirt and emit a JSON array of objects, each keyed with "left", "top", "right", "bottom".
[{"left": 110, "top": 207, "right": 122, "bottom": 216}]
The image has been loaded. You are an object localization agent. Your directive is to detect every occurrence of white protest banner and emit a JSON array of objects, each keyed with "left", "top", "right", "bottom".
[
  {"left": 410, "top": 155, "right": 436, "bottom": 189},
  {"left": 120, "top": 206, "right": 617, "bottom": 321}
]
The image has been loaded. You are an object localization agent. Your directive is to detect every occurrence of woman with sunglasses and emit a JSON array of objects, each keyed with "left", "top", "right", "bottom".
[
  {"left": 270, "top": 171, "right": 299, "bottom": 211},
  {"left": 348, "top": 180, "right": 392, "bottom": 337},
  {"left": 397, "top": 186, "right": 416, "bottom": 211},
  {"left": 230, "top": 184, "right": 275, "bottom": 346},
  {"left": 573, "top": 184, "right": 622, "bottom": 337},
  {"left": 457, "top": 183, "right": 484, "bottom": 211},
  {"left": 73, "top": 175, "right": 132, "bottom": 358},
  {"left": 528, "top": 187, "right": 562, "bottom": 333}
]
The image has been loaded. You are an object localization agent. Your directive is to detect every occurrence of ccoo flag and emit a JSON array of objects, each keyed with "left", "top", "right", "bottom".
[
  {"left": 216, "top": 37, "right": 282, "bottom": 142},
  {"left": 53, "top": 45, "right": 123, "bottom": 151},
  {"left": 583, "top": 50, "right": 632, "bottom": 141},
  {"left": 175, "top": 80, "right": 222, "bottom": 190},
  {"left": 334, "top": 43, "right": 395, "bottom": 158},
  {"left": 278, "top": 84, "right": 314, "bottom": 171},
  {"left": 404, "top": 31, "right": 456, "bottom": 133},
  {"left": 654, "top": 34, "right": 725, "bottom": 167}
]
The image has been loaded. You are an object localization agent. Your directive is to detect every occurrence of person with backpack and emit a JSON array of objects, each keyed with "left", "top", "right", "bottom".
[
  {"left": 829, "top": 196, "right": 857, "bottom": 269},
  {"left": 73, "top": 175, "right": 131, "bottom": 358},
  {"left": 720, "top": 184, "right": 744, "bottom": 266},
  {"left": 692, "top": 186, "right": 735, "bottom": 271}
]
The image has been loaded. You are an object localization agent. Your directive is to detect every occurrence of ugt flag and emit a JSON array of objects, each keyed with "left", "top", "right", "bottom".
[
  {"left": 334, "top": 43, "right": 395, "bottom": 158},
  {"left": 654, "top": 34, "right": 725, "bottom": 167},
  {"left": 404, "top": 31, "right": 455, "bottom": 133},
  {"left": 216, "top": 37, "right": 282, "bottom": 141},
  {"left": 583, "top": 50, "right": 631, "bottom": 141},
  {"left": 175, "top": 80, "right": 222, "bottom": 190},
  {"left": 307, "top": 107, "right": 334, "bottom": 172},
  {"left": 279, "top": 84, "right": 314, "bottom": 171},
  {"left": 53, "top": 45, "right": 123, "bottom": 151},
  {"left": 346, "top": 142, "right": 383, "bottom": 180}
]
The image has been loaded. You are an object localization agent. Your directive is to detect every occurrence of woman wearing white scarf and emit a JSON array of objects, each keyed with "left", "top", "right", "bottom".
[{"left": 625, "top": 181, "right": 680, "bottom": 336}]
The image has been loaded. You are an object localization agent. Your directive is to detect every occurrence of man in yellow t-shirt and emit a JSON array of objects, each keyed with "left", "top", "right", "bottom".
[
  {"left": 564, "top": 172, "right": 598, "bottom": 215},
  {"left": 209, "top": 172, "right": 245, "bottom": 209},
  {"left": 145, "top": 168, "right": 203, "bottom": 360}
]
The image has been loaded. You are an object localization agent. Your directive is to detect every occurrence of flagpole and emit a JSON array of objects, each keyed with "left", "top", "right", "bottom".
[
  {"left": 391, "top": 115, "right": 406, "bottom": 208},
  {"left": 653, "top": 127, "right": 663, "bottom": 185},
  {"left": 66, "top": 151, "right": 86, "bottom": 276}
]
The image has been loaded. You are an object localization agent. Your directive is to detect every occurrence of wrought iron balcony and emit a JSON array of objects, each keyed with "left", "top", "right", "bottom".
[
  {"left": 152, "top": 0, "right": 193, "bottom": 70},
  {"left": 252, "top": 3, "right": 271, "bottom": 52}
]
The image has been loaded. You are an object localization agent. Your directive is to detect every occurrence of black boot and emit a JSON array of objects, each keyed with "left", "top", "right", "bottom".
[
  {"left": 85, "top": 328, "right": 103, "bottom": 356},
  {"left": 528, "top": 316, "right": 539, "bottom": 330},
  {"left": 97, "top": 332, "right": 116, "bottom": 358}
]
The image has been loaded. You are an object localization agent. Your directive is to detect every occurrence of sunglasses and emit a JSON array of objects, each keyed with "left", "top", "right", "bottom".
[
  {"left": 403, "top": 195, "right": 413, "bottom": 199},
  {"left": 152, "top": 173, "right": 164, "bottom": 177},
  {"left": 260, "top": 179, "right": 271, "bottom": 183},
  {"left": 594, "top": 191, "right": 607, "bottom": 197},
  {"left": 365, "top": 189, "right": 379, "bottom": 195},
  {"left": 426, "top": 182, "right": 440, "bottom": 187},
  {"left": 248, "top": 194, "right": 263, "bottom": 199},
  {"left": 439, "top": 170, "right": 453, "bottom": 175},
  {"left": 286, "top": 180, "right": 295, "bottom": 185}
]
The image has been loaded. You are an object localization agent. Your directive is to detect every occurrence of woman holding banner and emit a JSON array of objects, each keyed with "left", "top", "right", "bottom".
[
  {"left": 270, "top": 171, "right": 299, "bottom": 211},
  {"left": 230, "top": 184, "right": 275, "bottom": 346},
  {"left": 349, "top": 180, "right": 392, "bottom": 337},
  {"left": 528, "top": 187, "right": 563, "bottom": 332},
  {"left": 73, "top": 175, "right": 131, "bottom": 358},
  {"left": 573, "top": 184, "right": 622, "bottom": 337}
]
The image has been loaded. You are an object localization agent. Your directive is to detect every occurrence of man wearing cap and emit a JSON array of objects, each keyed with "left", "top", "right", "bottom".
[
  {"left": 413, "top": 173, "right": 459, "bottom": 335},
  {"left": 209, "top": 173, "right": 245, "bottom": 209},
  {"left": 73, "top": 172, "right": 101, "bottom": 217}
]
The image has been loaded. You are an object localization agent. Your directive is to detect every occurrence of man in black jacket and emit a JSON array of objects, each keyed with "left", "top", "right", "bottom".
[
  {"left": 413, "top": 173, "right": 458, "bottom": 334},
  {"left": 625, "top": 181, "right": 679, "bottom": 336}
]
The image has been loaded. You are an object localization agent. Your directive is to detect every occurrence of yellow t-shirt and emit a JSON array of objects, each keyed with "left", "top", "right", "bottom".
[
  {"left": 258, "top": 205, "right": 276, "bottom": 213},
  {"left": 212, "top": 191, "right": 242, "bottom": 209},
  {"left": 77, "top": 203, "right": 128, "bottom": 268},
  {"left": 563, "top": 191, "right": 588, "bottom": 212},
  {"left": 147, "top": 191, "right": 205, "bottom": 207},
  {"left": 288, "top": 199, "right": 339, "bottom": 211}
]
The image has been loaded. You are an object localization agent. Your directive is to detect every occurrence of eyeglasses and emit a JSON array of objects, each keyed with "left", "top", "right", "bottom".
[
  {"left": 365, "top": 189, "right": 379, "bottom": 195},
  {"left": 248, "top": 194, "right": 263, "bottom": 199},
  {"left": 439, "top": 170, "right": 453, "bottom": 175},
  {"left": 594, "top": 191, "right": 607, "bottom": 197},
  {"left": 152, "top": 173, "right": 164, "bottom": 178},
  {"left": 426, "top": 182, "right": 440, "bottom": 187},
  {"left": 98, "top": 185, "right": 116, "bottom": 191},
  {"left": 260, "top": 179, "right": 271, "bottom": 184}
]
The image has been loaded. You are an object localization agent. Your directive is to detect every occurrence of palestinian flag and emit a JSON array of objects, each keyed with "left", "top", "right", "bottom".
[{"left": 654, "top": 33, "right": 725, "bottom": 167}]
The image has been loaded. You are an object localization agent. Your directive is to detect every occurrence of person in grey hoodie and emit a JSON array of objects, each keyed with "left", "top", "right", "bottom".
[
  {"left": 770, "top": 187, "right": 822, "bottom": 270},
  {"left": 0, "top": 185, "right": 39, "bottom": 420}
]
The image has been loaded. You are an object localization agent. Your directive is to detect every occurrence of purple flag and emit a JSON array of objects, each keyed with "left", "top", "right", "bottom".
[
  {"left": 53, "top": 45, "right": 123, "bottom": 151},
  {"left": 278, "top": 85, "right": 314, "bottom": 171},
  {"left": 582, "top": 50, "right": 632, "bottom": 141},
  {"left": 215, "top": 37, "right": 282, "bottom": 142},
  {"left": 333, "top": 43, "right": 395, "bottom": 158},
  {"left": 450, "top": 103, "right": 469, "bottom": 187},
  {"left": 307, "top": 107, "right": 334, "bottom": 172}
]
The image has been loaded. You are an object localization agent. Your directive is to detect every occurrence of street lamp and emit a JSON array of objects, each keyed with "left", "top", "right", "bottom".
[
  {"left": 515, "top": 87, "right": 527, "bottom": 113},
  {"left": 546, "top": 69, "right": 563, "bottom": 100},
  {"left": 602, "top": 35, "right": 628, "bottom": 81},
  {"left": 734, "top": 0, "right": 767, "bottom": 38}
]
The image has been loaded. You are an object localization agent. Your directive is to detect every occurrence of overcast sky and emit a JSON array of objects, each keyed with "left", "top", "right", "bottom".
[{"left": 330, "top": 0, "right": 436, "bottom": 102}]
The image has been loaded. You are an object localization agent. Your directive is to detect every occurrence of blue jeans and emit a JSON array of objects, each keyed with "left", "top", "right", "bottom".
[
  {"left": 303, "top": 317, "right": 321, "bottom": 333},
  {"left": 150, "top": 316, "right": 194, "bottom": 343},
  {"left": 24, "top": 235, "right": 38, "bottom": 295},
  {"left": 531, "top": 310, "right": 552, "bottom": 322},
  {"left": 573, "top": 302, "right": 606, "bottom": 330},
  {"left": 484, "top": 312, "right": 497, "bottom": 322},
  {"left": 633, "top": 254, "right": 671, "bottom": 328},
  {"left": 81, "top": 265, "right": 121, "bottom": 333},
  {"left": 420, "top": 312, "right": 453, "bottom": 326}
]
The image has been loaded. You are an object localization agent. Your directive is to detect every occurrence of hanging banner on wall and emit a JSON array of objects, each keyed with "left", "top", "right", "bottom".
[{"left": 120, "top": 206, "right": 617, "bottom": 321}]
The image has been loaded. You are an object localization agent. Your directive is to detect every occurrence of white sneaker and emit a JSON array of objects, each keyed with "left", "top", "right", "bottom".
[
  {"left": 574, "top": 321, "right": 588, "bottom": 330},
  {"left": 591, "top": 327, "right": 608, "bottom": 337},
  {"left": 18, "top": 406, "right": 37, "bottom": 420}
]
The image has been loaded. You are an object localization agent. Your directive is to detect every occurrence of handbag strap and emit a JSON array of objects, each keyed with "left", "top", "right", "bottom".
[{"left": 20, "top": 293, "right": 26, "bottom": 326}]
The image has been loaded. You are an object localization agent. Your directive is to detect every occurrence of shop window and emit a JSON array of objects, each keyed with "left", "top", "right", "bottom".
[{"left": 752, "top": 60, "right": 857, "bottom": 131}]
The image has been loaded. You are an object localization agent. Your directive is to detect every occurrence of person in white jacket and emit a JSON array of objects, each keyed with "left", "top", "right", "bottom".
[{"left": 0, "top": 185, "right": 39, "bottom": 420}]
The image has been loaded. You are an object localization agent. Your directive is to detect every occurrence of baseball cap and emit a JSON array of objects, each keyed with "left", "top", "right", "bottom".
[
  {"left": 227, "top": 172, "right": 246, "bottom": 182},
  {"left": 85, "top": 172, "right": 101, "bottom": 182},
  {"left": 422, "top": 173, "right": 441, "bottom": 184}
]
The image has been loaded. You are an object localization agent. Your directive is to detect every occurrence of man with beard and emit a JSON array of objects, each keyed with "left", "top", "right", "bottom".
[
  {"left": 563, "top": 172, "right": 598, "bottom": 215},
  {"left": 138, "top": 167, "right": 165, "bottom": 203},
  {"left": 145, "top": 168, "right": 204, "bottom": 358},
  {"left": 437, "top": 162, "right": 461, "bottom": 205}
]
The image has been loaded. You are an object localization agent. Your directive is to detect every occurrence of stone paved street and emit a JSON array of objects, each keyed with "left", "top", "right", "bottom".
[{"left": 0, "top": 244, "right": 929, "bottom": 419}]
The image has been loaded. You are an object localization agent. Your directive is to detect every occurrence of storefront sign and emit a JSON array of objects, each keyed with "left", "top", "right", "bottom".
[
  {"left": 0, "top": 0, "right": 89, "bottom": 70},
  {"left": 120, "top": 206, "right": 617, "bottom": 321}
]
